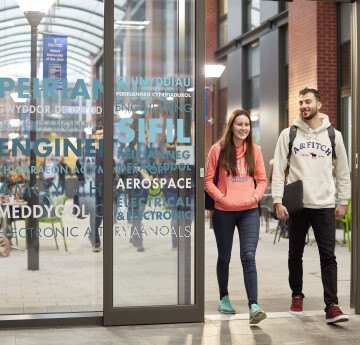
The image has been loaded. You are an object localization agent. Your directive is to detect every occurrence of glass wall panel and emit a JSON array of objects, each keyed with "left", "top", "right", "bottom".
[
  {"left": 219, "top": 20, "right": 228, "bottom": 48},
  {"left": 245, "top": 0, "right": 260, "bottom": 32},
  {"left": 219, "top": 0, "right": 228, "bottom": 47},
  {"left": 249, "top": 76, "right": 260, "bottom": 109},
  {"left": 246, "top": 42, "right": 260, "bottom": 111},
  {"left": 0, "top": 0, "right": 103, "bottom": 314},
  {"left": 112, "top": 0, "right": 196, "bottom": 307},
  {"left": 246, "top": 42, "right": 259, "bottom": 144},
  {"left": 248, "top": 43, "right": 260, "bottom": 78},
  {"left": 341, "top": 42, "right": 351, "bottom": 88},
  {"left": 219, "top": 0, "right": 228, "bottom": 17},
  {"left": 342, "top": 96, "right": 351, "bottom": 171}
]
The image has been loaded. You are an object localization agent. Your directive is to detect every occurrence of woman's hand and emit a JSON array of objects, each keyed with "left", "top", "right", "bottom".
[{"left": 252, "top": 196, "right": 258, "bottom": 203}]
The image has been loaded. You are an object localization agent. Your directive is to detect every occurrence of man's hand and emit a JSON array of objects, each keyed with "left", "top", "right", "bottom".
[
  {"left": 275, "top": 203, "right": 289, "bottom": 220},
  {"left": 335, "top": 204, "right": 347, "bottom": 220}
]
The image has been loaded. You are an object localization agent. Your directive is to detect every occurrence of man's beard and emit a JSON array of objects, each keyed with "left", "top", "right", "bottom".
[{"left": 301, "top": 109, "right": 317, "bottom": 121}]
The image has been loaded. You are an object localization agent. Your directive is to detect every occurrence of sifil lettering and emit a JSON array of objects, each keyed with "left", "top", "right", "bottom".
[{"left": 293, "top": 142, "right": 331, "bottom": 156}]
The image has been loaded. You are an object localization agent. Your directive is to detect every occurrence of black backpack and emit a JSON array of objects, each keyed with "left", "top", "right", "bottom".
[{"left": 287, "top": 125, "right": 337, "bottom": 168}]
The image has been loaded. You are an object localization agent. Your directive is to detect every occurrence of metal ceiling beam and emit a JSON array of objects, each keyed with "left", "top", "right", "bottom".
[
  {"left": 0, "top": 22, "right": 103, "bottom": 41},
  {"left": 51, "top": 4, "right": 104, "bottom": 18},
  {"left": 0, "top": 49, "right": 91, "bottom": 70},
  {"left": 0, "top": 39, "right": 95, "bottom": 58},
  {"left": 0, "top": 15, "right": 103, "bottom": 33},
  {"left": 0, "top": 32, "right": 101, "bottom": 52},
  {"left": 1, "top": 4, "right": 103, "bottom": 19},
  {"left": 94, "top": 0, "right": 126, "bottom": 12},
  {"left": 0, "top": 57, "right": 91, "bottom": 77},
  {"left": 0, "top": 1, "right": 124, "bottom": 13},
  {"left": 214, "top": 10, "right": 288, "bottom": 60},
  {"left": 0, "top": 46, "right": 91, "bottom": 66},
  {"left": 0, "top": 45, "right": 93, "bottom": 63}
]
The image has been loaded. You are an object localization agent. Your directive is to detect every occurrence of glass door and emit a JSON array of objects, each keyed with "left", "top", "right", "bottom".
[
  {"left": 0, "top": 0, "right": 104, "bottom": 322},
  {"left": 103, "top": 0, "right": 205, "bottom": 325}
]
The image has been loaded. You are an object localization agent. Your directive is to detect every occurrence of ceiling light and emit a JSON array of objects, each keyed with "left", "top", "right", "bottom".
[
  {"left": 16, "top": 0, "right": 55, "bottom": 14},
  {"left": 114, "top": 20, "right": 150, "bottom": 30},
  {"left": 205, "top": 65, "right": 226, "bottom": 79}
]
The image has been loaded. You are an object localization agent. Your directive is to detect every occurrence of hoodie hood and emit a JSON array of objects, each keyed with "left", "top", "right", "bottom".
[{"left": 293, "top": 113, "right": 331, "bottom": 133}]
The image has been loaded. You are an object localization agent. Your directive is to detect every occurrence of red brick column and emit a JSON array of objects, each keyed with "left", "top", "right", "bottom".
[
  {"left": 205, "top": 0, "right": 218, "bottom": 155},
  {"left": 288, "top": 0, "right": 338, "bottom": 128}
]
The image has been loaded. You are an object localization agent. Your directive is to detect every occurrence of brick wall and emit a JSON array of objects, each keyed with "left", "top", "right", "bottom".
[
  {"left": 205, "top": 0, "right": 218, "bottom": 155},
  {"left": 288, "top": 0, "right": 338, "bottom": 128},
  {"left": 316, "top": 2, "right": 338, "bottom": 127}
]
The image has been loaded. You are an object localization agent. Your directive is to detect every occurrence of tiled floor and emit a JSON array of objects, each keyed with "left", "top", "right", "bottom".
[
  {"left": 0, "top": 213, "right": 352, "bottom": 315},
  {"left": 0, "top": 210, "right": 103, "bottom": 315},
  {"left": 0, "top": 205, "right": 356, "bottom": 344},
  {"left": 1, "top": 314, "right": 360, "bottom": 345}
]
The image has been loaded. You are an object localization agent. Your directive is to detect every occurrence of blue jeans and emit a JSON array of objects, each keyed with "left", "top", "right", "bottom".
[{"left": 212, "top": 208, "right": 260, "bottom": 306}]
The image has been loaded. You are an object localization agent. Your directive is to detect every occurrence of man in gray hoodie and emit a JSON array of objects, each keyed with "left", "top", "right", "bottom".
[{"left": 272, "top": 87, "right": 351, "bottom": 324}]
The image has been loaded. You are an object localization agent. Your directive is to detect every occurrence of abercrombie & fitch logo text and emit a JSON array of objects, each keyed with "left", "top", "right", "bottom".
[{"left": 293, "top": 142, "right": 331, "bottom": 156}]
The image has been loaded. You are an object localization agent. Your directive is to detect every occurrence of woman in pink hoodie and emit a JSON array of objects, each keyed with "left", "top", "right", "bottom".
[{"left": 205, "top": 109, "right": 268, "bottom": 324}]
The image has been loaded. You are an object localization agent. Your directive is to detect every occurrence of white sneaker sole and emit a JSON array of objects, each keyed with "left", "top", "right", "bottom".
[
  {"left": 217, "top": 307, "right": 236, "bottom": 314},
  {"left": 326, "top": 314, "right": 349, "bottom": 324},
  {"left": 290, "top": 310, "right": 304, "bottom": 316},
  {"left": 249, "top": 311, "right": 267, "bottom": 324}
]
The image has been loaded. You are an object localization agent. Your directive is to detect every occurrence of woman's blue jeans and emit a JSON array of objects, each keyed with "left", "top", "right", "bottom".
[{"left": 212, "top": 207, "right": 260, "bottom": 306}]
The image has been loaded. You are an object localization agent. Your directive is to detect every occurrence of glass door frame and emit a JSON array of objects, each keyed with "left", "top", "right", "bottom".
[
  {"left": 350, "top": 1, "right": 360, "bottom": 314},
  {"left": 102, "top": 0, "right": 206, "bottom": 326}
]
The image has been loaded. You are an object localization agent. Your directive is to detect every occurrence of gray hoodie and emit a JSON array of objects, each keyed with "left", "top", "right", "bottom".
[{"left": 272, "top": 113, "right": 350, "bottom": 209}]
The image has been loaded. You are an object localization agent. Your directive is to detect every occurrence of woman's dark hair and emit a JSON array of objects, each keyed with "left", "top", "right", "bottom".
[{"left": 219, "top": 109, "right": 255, "bottom": 177}]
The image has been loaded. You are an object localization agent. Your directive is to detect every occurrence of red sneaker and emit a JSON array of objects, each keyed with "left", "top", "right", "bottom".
[
  {"left": 290, "top": 295, "right": 303, "bottom": 315},
  {"left": 325, "top": 304, "right": 349, "bottom": 324}
]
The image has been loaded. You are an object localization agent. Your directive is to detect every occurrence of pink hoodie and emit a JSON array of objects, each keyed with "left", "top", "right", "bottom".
[{"left": 205, "top": 142, "right": 268, "bottom": 212}]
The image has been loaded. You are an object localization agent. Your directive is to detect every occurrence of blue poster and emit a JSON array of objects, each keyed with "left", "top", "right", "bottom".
[{"left": 43, "top": 33, "right": 67, "bottom": 88}]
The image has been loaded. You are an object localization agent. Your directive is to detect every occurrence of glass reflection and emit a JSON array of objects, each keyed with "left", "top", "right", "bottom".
[
  {"left": 112, "top": 0, "right": 195, "bottom": 307},
  {"left": 0, "top": 0, "right": 104, "bottom": 315}
]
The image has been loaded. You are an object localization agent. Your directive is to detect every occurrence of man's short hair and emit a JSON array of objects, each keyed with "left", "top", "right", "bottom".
[
  {"left": 299, "top": 87, "right": 321, "bottom": 102},
  {"left": 92, "top": 125, "right": 104, "bottom": 134}
]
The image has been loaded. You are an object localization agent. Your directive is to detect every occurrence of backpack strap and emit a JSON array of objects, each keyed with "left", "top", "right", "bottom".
[
  {"left": 214, "top": 143, "right": 222, "bottom": 186},
  {"left": 287, "top": 125, "right": 298, "bottom": 169},
  {"left": 327, "top": 126, "right": 337, "bottom": 160}
]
